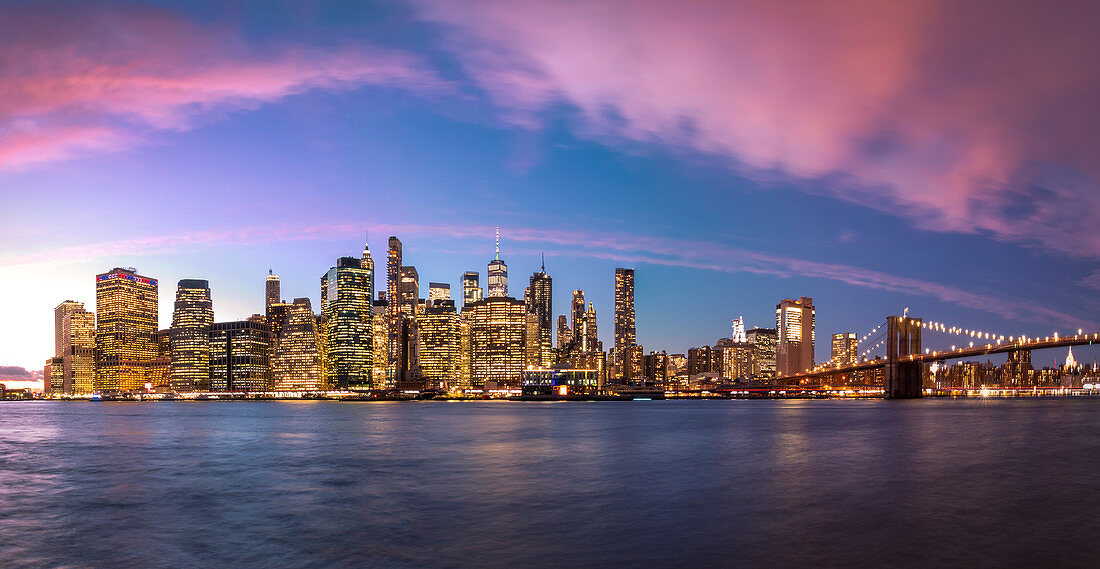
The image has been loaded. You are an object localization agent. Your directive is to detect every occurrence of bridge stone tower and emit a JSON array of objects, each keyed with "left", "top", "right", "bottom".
[{"left": 885, "top": 316, "right": 923, "bottom": 399}]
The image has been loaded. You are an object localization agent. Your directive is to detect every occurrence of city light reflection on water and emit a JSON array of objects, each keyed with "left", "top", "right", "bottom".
[{"left": 2, "top": 399, "right": 1100, "bottom": 568}]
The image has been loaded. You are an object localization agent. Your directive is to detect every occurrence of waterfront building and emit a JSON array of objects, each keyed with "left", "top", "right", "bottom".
[
  {"left": 150, "top": 329, "right": 171, "bottom": 389},
  {"left": 613, "top": 268, "right": 636, "bottom": 371},
  {"left": 53, "top": 300, "right": 95, "bottom": 394},
  {"left": 776, "top": 297, "right": 815, "bottom": 376},
  {"left": 272, "top": 298, "right": 324, "bottom": 391},
  {"left": 831, "top": 332, "right": 858, "bottom": 365},
  {"left": 521, "top": 368, "right": 599, "bottom": 397},
  {"left": 465, "top": 296, "right": 526, "bottom": 387},
  {"left": 265, "top": 270, "right": 280, "bottom": 313},
  {"left": 718, "top": 341, "right": 756, "bottom": 380},
  {"left": 643, "top": 351, "right": 669, "bottom": 385},
  {"left": 457, "top": 319, "right": 472, "bottom": 391},
  {"left": 393, "top": 313, "right": 421, "bottom": 389},
  {"left": 688, "top": 346, "right": 719, "bottom": 376},
  {"left": 210, "top": 320, "right": 272, "bottom": 391},
  {"left": 95, "top": 267, "right": 158, "bottom": 392},
  {"left": 487, "top": 227, "right": 508, "bottom": 297},
  {"left": 44, "top": 357, "right": 63, "bottom": 394},
  {"left": 320, "top": 255, "right": 373, "bottom": 389},
  {"left": 746, "top": 327, "right": 777, "bottom": 379},
  {"left": 416, "top": 300, "right": 459, "bottom": 390},
  {"left": 387, "top": 236, "right": 402, "bottom": 374},
  {"left": 462, "top": 271, "right": 482, "bottom": 307},
  {"left": 170, "top": 279, "right": 214, "bottom": 392}
]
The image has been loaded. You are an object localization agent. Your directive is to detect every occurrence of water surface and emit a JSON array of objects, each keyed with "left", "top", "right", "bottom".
[{"left": 2, "top": 399, "right": 1098, "bottom": 568}]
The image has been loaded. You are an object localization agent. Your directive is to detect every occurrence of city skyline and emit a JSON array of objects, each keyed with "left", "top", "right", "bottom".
[{"left": 5, "top": 1, "right": 1100, "bottom": 379}]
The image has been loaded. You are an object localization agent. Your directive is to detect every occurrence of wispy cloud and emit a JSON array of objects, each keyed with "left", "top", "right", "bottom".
[
  {"left": 0, "top": 4, "right": 449, "bottom": 169},
  {"left": 2, "top": 222, "right": 1089, "bottom": 330},
  {"left": 415, "top": 0, "right": 1100, "bottom": 258}
]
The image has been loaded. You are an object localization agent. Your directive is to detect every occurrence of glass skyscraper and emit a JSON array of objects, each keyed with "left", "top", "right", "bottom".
[
  {"left": 95, "top": 267, "right": 158, "bottom": 392},
  {"left": 320, "top": 256, "right": 373, "bottom": 389},
  {"left": 170, "top": 279, "right": 214, "bottom": 392}
]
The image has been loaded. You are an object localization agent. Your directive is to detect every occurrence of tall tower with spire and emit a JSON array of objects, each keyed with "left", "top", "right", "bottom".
[
  {"left": 487, "top": 226, "right": 508, "bottom": 297},
  {"left": 265, "top": 270, "right": 280, "bottom": 314}
]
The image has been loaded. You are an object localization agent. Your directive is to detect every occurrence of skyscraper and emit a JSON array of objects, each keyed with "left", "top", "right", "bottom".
[
  {"left": 582, "top": 302, "right": 599, "bottom": 353},
  {"left": 525, "top": 262, "right": 553, "bottom": 367},
  {"left": 387, "top": 236, "right": 402, "bottom": 375},
  {"left": 372, "top": 298, "right": 390, "bottom": 388},
  {"left": 416, "top": 300, "right": 459, "bottom": 390},
  {"left": 831, "top": 332, "right": 857, "bottom": 365},
  {"left": 731, "top": 316, "right": 747, "bottom": 343},
  {"left": 398, "top": 266, "right": 420, "bottom": 314},
  {"left": 746, "top": 327, "right": 777, "bottom": 379},
  {"left": 570, "top": 290, "right": 586, "bottom": 346},
  {"left": 320, "top": 256, "right": 373, "bottom": 389},
  {"left": 613, "top": 268, "right": 636, "bottom": 375},
  {"left": 95, "top": 267, "right": 158, "bottom": 392},
  {"left": 428, "top": 282, "right": 451, "bottom": 303},
  {"left": 557, "top": 315, "right": 571, "bottom": 350},
  {"left": 272, "top": 298, "right": 324, "bottom": 391},
  {"left": 210, "top": 320, "right": 272, "bottom": 392},
  {"left": 265, "top": 270, "right": 280, "bottom": 313},
  {"left": 462, "top": 271, "right": 482, "bottom": 306},
  {"left": 487, "top": 227, "right": 508, "bottom": 297},
  {"left": 361, "top": 233, "right": 375, "bottom": 301},
  {"left": 465, "top": 296, "right": 526, "bottom": 387},
  {"left": 54, "top": 300, "right": 94, "bottom": 394},
  {"left": 170, "top": 279, "right": 214, "bottom": 391},
  {"left": 776, "top": 297, "right": 815, "bottom": 376}
]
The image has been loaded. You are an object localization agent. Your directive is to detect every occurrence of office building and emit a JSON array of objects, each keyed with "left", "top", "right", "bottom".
[
  {"left": 831, "top": 332, "right": 858, "bottom": 365},
  {"left": 265, "top": 270, "right": 280, "bottom": 313},
  {"left": 372, "top": 298, "right": 390, "bottom": 388},
  {"left": 644, "top": 351, "right": 669, "bottom": 385},
  {"left": 487, "top": 227, "right": 508, "bottom": 297},
  {"left": 776, "top": 297, "right": 815, "bottom": 376},
  {"left": 428, "top": 282, "right": 451, "bottom": 304},
  {"left": 557, "top": 315, "right": 570, "bottom": 350},
  {"left": 95, "top": 267, "right": 158, "bottom": 392},
  {"left": 272, "top": 298, "right": 324, "bottom": 391},
  {"left": 462, "top": 271, "right": 482, "bottom": 306},
  {"left": 53, "top": 300, "right": 95, "bottom": 394},
  {"left": 170, "top": 279, "right": 214, "bottom": 391},
  {"left": 614, "top": 268, "right": 636, "bottom": 351},
  {"left": 570, "top": 290, "right": 586, "bottom": 346},
  {"left": 747, "top": 327, "right": 777, "bottom": 379},
  {"left": 465, "top": 296, "right": 526, "bottom": 387},
  {"left": 416, "top": 300, "right": 459, "bottom": 389},
  {"left": 524, "top": 263, "right": 553, "bottom": 367},
  {"left": 320, "top": 255, "right": 373, "bottom": 389},
  {"left": 210, "top": 320, "right": 272, "bottom": 391},
  {"left": 398, "top": 266, "right": 420, "bottom": 314}
]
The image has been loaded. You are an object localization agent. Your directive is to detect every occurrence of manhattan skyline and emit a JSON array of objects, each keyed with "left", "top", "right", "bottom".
[{"left": 4, "top": 0, "right": 1100, "bottom": 377}]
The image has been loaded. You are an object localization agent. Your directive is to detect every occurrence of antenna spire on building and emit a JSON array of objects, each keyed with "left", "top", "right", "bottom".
[
  {"left": 495, "top": 226, "right": 501, "bottom": 260},
  {"left": 541, "top": 252, "right": 545, "bottom": 272}
]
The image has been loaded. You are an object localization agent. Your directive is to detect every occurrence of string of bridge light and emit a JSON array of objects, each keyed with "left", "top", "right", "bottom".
[{"left": 918, "top": 319, "right": 1100, "bottom": 352}]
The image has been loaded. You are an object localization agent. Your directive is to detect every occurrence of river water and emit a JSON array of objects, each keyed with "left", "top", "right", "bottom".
[{"left": 2, "top": 399, "right": 1099, "bottom": 568}]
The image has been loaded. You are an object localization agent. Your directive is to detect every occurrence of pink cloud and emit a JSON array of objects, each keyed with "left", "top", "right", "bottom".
[
  {"left": 1, "top": 221, "right": 1088, "bottom": 330},
  {"left": 0, "top": 4, "right": 448, "bottom": 169},
  {"left": 415, "top": 0, "right": 1100, "bottom": 257}
]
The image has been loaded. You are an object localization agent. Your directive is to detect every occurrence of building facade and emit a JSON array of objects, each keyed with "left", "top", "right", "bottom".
[
  {"left": 487, "top": 228, "right": 508, "bottom": 298},
  {"left": 272, "top": 298, "right": 324, "bottom": 391},
  {"left": 210, "top": 320, "right": 272, "bottom": 391},
  {"left": 830, "top": 332, "right": 858, "bottom": 365},
  {"left": 95, "top": 267, "right": 159, "bottom": 392},
  {"left": 170, "top": 279, "right": 214, "bottom": 391},
  {"left": 465, "top": 296, "right": 526, "bottom": 387},
  {"left": 320, "top": 256, "right": 373, "bottom": 389},
  {"left": 776, "top": 297, "right": 815, "bottom": 376},
  {"left": 53, "top": 300, "right": 95, "bottom": 394}
]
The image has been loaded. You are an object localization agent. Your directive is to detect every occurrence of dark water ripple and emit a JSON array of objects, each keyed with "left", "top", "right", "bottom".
[{"left": 2, "top": 399, "right": 1100, "bottom": 568}]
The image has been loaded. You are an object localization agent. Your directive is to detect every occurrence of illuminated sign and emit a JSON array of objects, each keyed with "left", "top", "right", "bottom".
[{"left": 97, "top": 272, "right": 158, "bottom": 286}]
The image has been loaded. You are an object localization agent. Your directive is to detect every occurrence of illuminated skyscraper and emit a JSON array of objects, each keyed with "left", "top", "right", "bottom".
[
  {"left": 361, "top": 233, "right": 375, "bottom": 300},
  {"left": 581, "top": 302, "right": 599, "bottom": 353},
  {"left": 210, "top": 320, "right": 272, "bottom": 391},
  {"left": 524, "top": 262, "right": 553, "bottom": 367},
  {"left": 265, "top": 270, "right": 280, "bottom": 313},
  {"left": 387, "top": 236, "right": 402, "bottom": 374},
  {"left": 776, "top": 297, "right": 815, "bottom": 376},
  {"left": 457, "top": 319, "right": 472, "bottom": 391},
  {"left": 272, "top": 298, "right": 324, "bottom": 391},
  {"left": 170, "top": 279, "right": 214, "bottom": 392},
  {"left": 95, "top": 267, "right": 158, "bottom": 392},
  {"left": 831, "top": 332, "right": 857, "bottom": 365},
  {"left": 372, "top": 298, "right": 390, "bottom": 388},
  {"left": 613, "top": 268, "right": 636, "bottom": 379},
  {"left": 465, "top": 296, "right": 526, "bottom": 387},
  {"left": 557, "top": 315, "right": 570, "bottom": 350},
  {"left": 53, "top": 300, "right": 95, "bottom": 394},
  {"left": 462, "top": 271, "right": 482, "bottom": 306},
  {"left": 746, "top": 327, "right": 777, "bottom": 379},
  {"left": 570, "top": 290, "right": 585, "bottom": 345},
  {"left": 320, "top": 256, "right": 373, "bottom": 389},
  {"left": 731, "top": 317, "right": 747, "bottom": 343},
  {"left": 399, "top": 266, "right": 420, "bottom": 314},
  {"left": 416, "top": 300, "right": 459, "bottom": 390},
  {"left": 487, "top": 227, "right": 508, "bottom": 298},
  {"left": 428, "top": 282, "right": 451, "bottom": 304}
]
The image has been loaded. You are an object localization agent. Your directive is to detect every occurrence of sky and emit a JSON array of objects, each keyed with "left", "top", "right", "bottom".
[{"left": 3, "top": 0, "right": 1100, "bottom": 379}]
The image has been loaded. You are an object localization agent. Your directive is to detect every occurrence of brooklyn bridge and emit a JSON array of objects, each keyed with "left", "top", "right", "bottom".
[{"left": 778, "top": 314, "right": 1099, "bottom": 398}]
